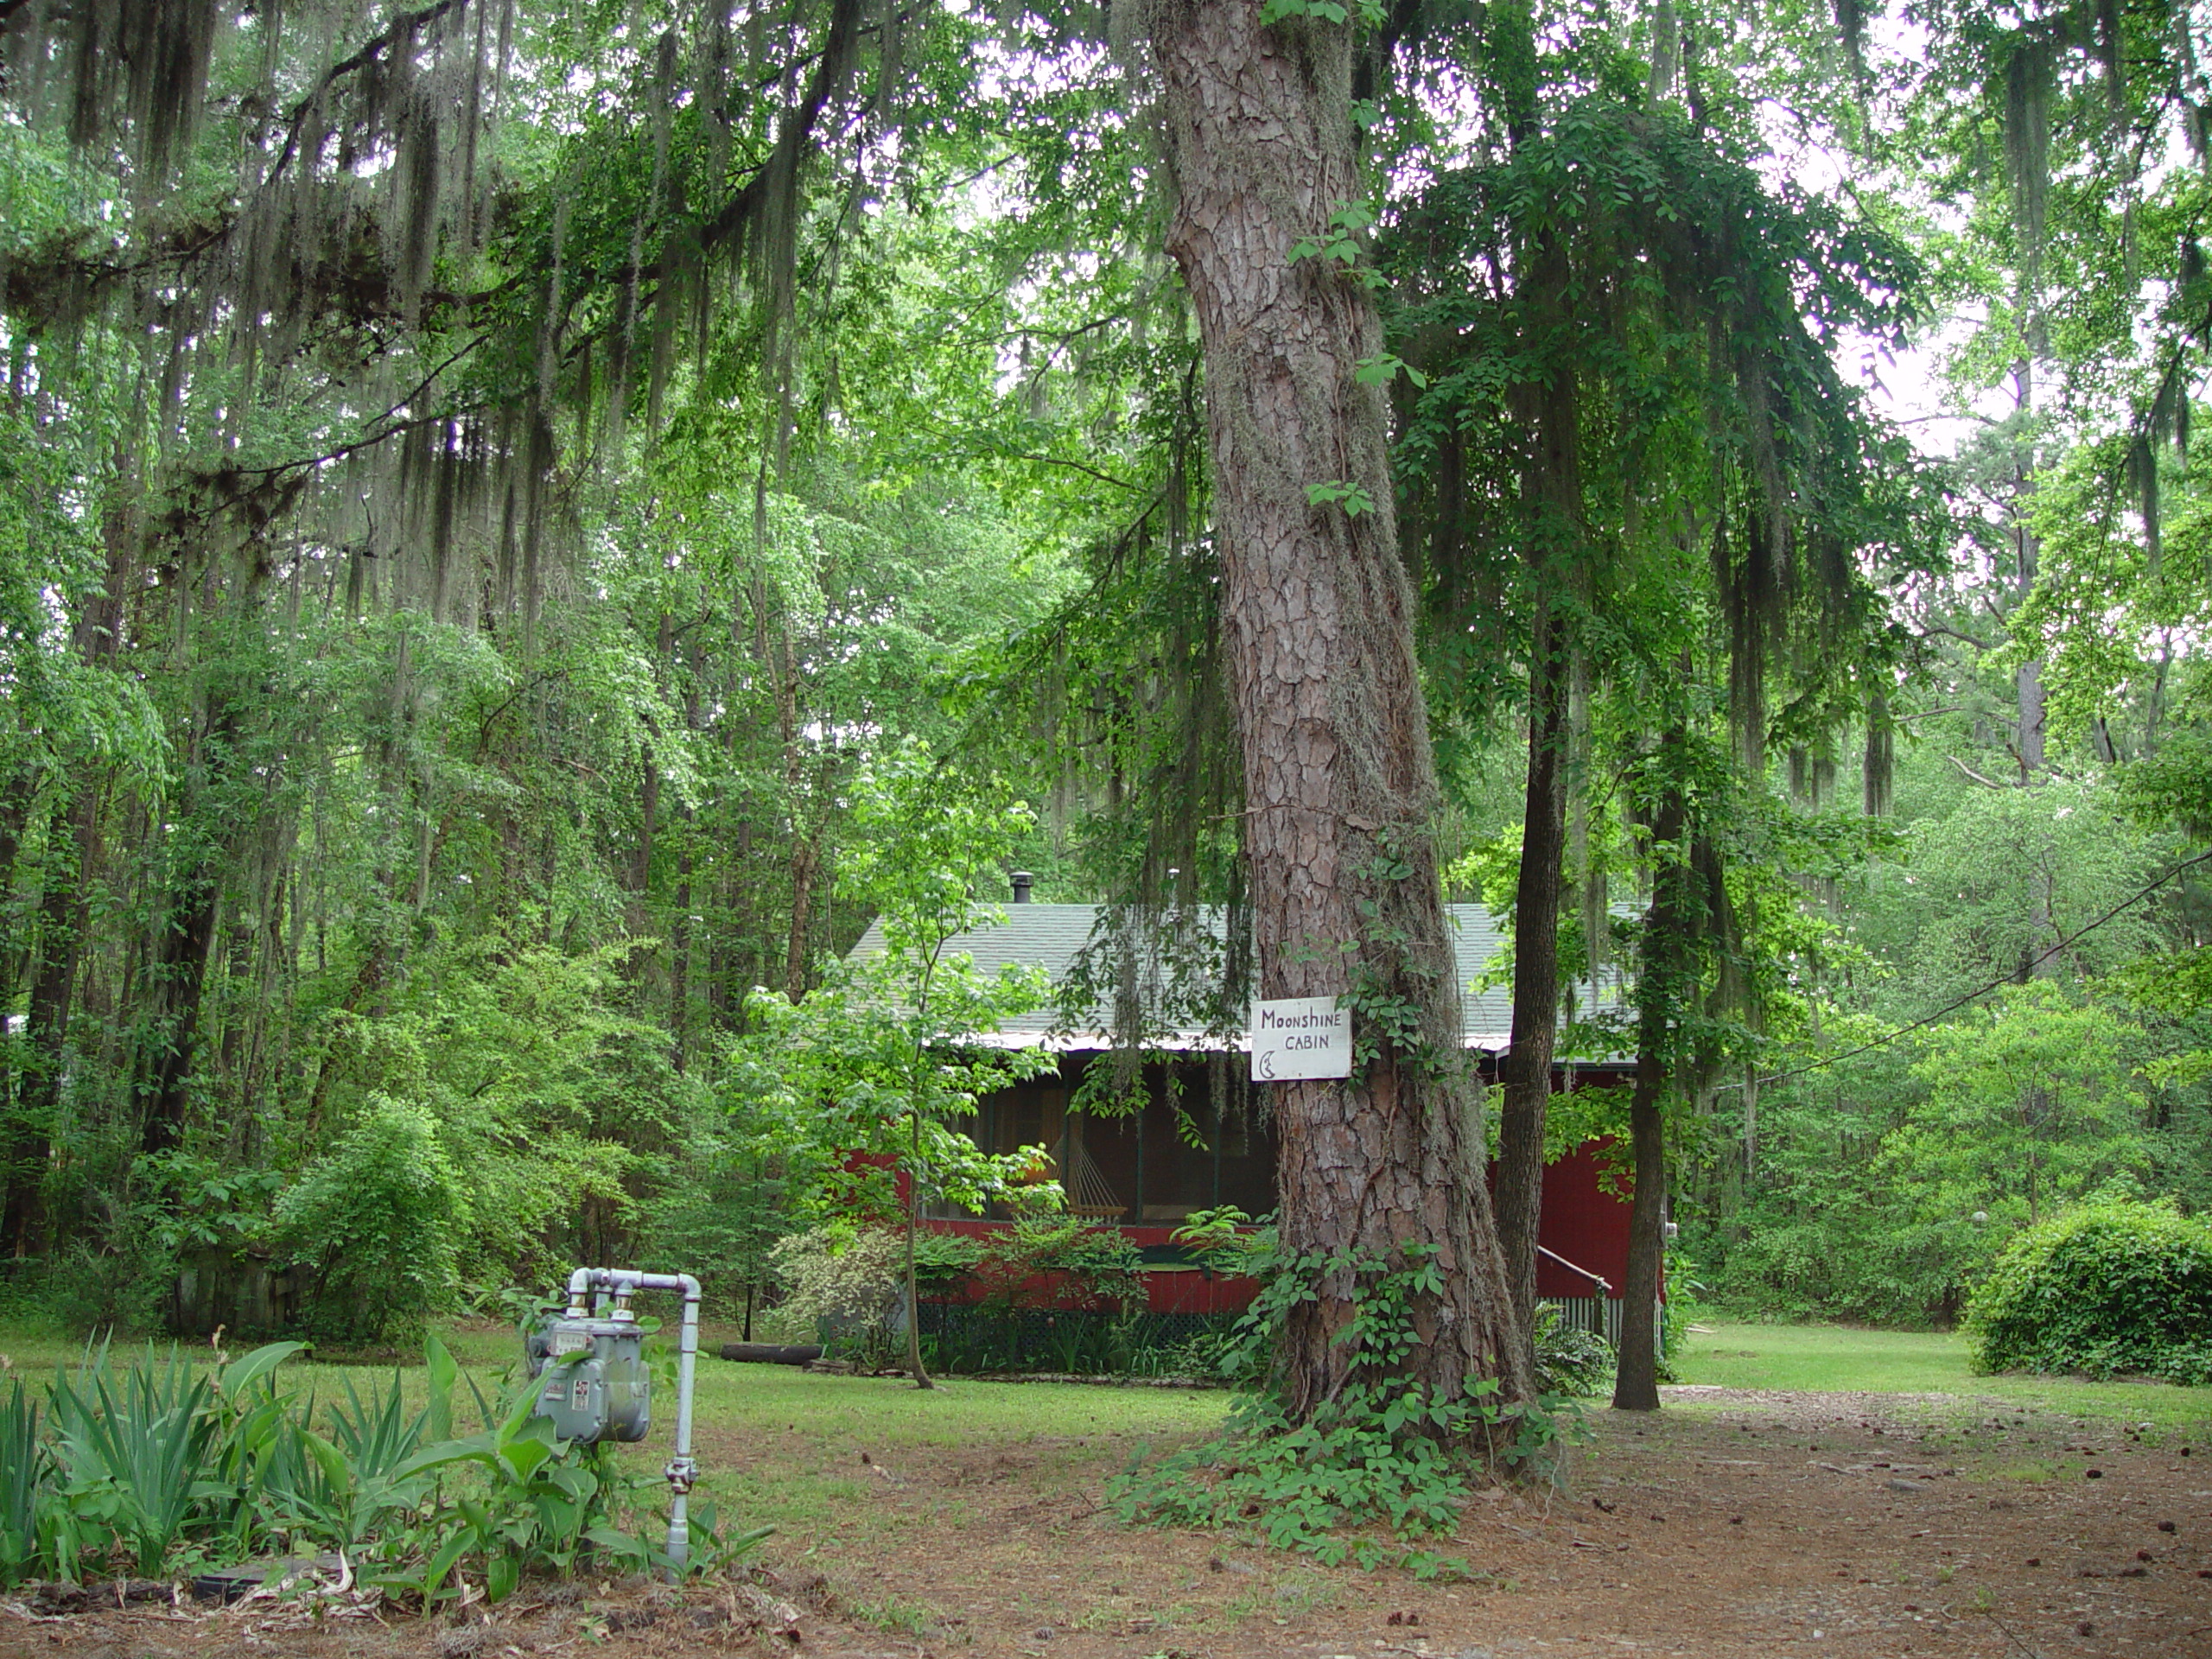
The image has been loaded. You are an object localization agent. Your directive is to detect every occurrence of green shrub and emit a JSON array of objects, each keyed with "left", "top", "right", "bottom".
[
  {"left": 912, "top": 1218, "right": 1148, "bottom": 1374},
  {"left": 911, "top": 1230, "right": 986, "bottom": 1293},
  {"left": 969, "top": 1216, "right": 1143, "bottom": 1315},
  {"left": 1531, "top": 1303, "right": 1614, "bottom": 1395},
  {"left": 767, "top": 1225, "right": 907, "bottom": 1367},
  {"left": 1965, "top": 1198, "right": 2212, "bottom": 1384},
  {"left": 274, "top": 1094, "right": 464, "bottom": 1346},
  {"left": 633, "top": 1130, "right": 794, "bottom": 1307}
]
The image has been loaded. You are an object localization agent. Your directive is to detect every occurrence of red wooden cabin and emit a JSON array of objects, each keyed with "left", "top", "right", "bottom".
[{"left": 850, "top": 899, "right": 1643, "bottom": 1339}]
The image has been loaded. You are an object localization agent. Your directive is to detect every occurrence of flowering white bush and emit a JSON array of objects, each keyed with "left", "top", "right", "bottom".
[{"left": 768, "top": 1226, "right": 907, "bottom": 1367}]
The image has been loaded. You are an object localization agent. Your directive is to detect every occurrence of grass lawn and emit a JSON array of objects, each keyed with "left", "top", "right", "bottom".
[
  {"left": 1675, "top": 1319, "right": 2212, "bottom": 1436},
  {"left": 0, "top": 1317, "right": 1236, "bottom": 1444},
  {"left": 5, "top": 1313, "right": 2211, "bottom": 1659},
  {"left": 10, "top": 1316, "right": 2205, "bottom": 1439}
]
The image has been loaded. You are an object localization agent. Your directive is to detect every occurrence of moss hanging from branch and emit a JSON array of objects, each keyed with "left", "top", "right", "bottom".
[
  {"left": 1391, "top": 99, "right": 1924, "bottom": 798},
  {"left": 2004, "top": 37, "right": 2054, "bottom": 331},
  {"left": 1863, "top": 692, "right": 1894, "bottom": 818},
  {"left": 3, "top": 0, "right": 892, "bottom": 640}
]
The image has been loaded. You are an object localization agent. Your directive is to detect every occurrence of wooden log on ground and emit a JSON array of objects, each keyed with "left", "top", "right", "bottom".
[{"left": 719, "top": 1342, "right": 823, "bottom": 1365}]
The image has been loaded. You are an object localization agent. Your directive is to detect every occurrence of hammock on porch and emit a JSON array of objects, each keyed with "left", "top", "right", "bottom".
[{"left": 1059, "top": 1133, "right": 1124, "bottom": 1219}]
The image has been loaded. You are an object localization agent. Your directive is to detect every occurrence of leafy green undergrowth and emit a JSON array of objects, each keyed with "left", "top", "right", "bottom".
[
  {"left": 1675, "top": 1321, "right": 2212, "bottom": 1436},
  {"left": 0, "top": 1333, "right": 763, "bottom": 1598},
  {"left": 1108, "top": 1242, "right": 1581, "bottom": 1579}
]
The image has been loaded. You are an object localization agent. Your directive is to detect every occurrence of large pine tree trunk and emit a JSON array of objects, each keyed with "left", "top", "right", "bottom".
[{"left": 1149, "top": 0, "right": 1529, "bottom": 1420}]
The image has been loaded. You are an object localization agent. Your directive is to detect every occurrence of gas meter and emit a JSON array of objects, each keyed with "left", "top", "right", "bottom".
[
  {"left": 524, "top": 1268, "right": 706, "bottom": 1573},
  {"left": 526, "top": 1305, "right": 652, "bottom": 1443}
]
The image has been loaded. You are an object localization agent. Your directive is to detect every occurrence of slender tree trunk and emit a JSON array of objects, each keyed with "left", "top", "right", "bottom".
[
  {"left": 10, "top": 493, "right": 133, "bottom": 1248},
  {"left": 8, "top": 789, "right": 95, "bottom": 1255},
  {"left": 2012, "top": 346, "right": 2045, "bottom": 785},
  {"left": 2014, "top": 543, "right": 2044, "bottom": 780},
  {"left": 634, "top": 610, "right": 674, "bottom": 907},
  {"left": 785, "top": 836, "right": 817, "bottom": 1004},
  {"left": 0, "top": 770, "right": 29, "bottom": 1005},
  {"left": 2145, "top": 633, "right": 2171, "bottom": 757},
  {"left": 1497, "top": 601, "right": 1570, "bottom": 1344},
  {"left": 1612, "top": 1039, "right": 1669, "bottom": 1411},
  {"left": 1149, "top": 0, "right": 1529, "bottom": 1421},
  {"left": 137, "top": 866, "right": 224, "bottom": 1155},
  {"left": 903, "top": 1104, "right": 931, "bottom": 1388},
  {"left": 0, "top": 771, "right": 32, "bottom": 1223},
  {"left": 2012, "top": 467, "right": 2056, "bottom": 982},
  {"left": 637, "top": 733, "right": 660, "bottom": 897},
  {"left": 671, "top": 663, "right": 701, "bottom": 1068},
  {"left": 1613, "top": 741, "right": 1690, "bottom": 1413},
  {"left": 137, "top": 698, "right": 244, "bottom": 1155},
  {"left": 1497, "top": 213, "right": 1584, "bottom": 1347},
  {"left": 1742, "top": 1065, "right": 1758, "bottom": 1182}
]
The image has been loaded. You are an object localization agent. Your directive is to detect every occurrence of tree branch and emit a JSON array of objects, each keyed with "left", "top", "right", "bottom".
[
  {"left": 967, "top": 435, "right": 1136, "bottom": 491},
  {"left": 1945, "top": 754, "right": 2009, "bottom": 790},
  {"left": 263, "top": 0, "right": 475, "bottom": 191},
  {"left": 702, "top": 0, "right": 870, "bottom": 254},
  {"left": 1916, "top": 622, "right": 1997, "bottom": 652}
]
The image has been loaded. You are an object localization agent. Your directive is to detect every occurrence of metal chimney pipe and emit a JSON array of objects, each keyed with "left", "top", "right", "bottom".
[{"left": 1010, "top": 871, "right": 1033, "bottom": 903}]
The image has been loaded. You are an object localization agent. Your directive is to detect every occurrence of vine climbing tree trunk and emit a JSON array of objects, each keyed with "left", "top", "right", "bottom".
[{"left": 1148, "top": 0, "right": 1529, "bottom": 1422}]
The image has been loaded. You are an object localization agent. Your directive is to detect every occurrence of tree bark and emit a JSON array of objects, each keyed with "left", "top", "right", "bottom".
[
  {"left": 1612, "top": 739, "right": 1690, "bottom": 1413},
  {"left": 671, "top": 671, "right": 701, "bottom": 1071},
  {"left": 1611, "top": 1023, "right": 1670, "bottom": 1410},
  {"left": 1497, "top": 601, "right": 1569, "bottom": 1346},
  {"left": 1149, "top": 0, "right": 1529, "bottom": 1420},
  {"left": 137, "top": 866, "right": 223, "bottom": 1155},
  {"left": 1484, "top": 181, "right": 1580, "bottom": 1355},
  {"left": 2012, "top": 341, "right": 2045, "bottom": 786},
  {"left": 0, "top": 769, "right": 29, "bottom": 1008},
  {"left": 903, "top": 1103, "right": 932, "bottom": 1389},
  {"left": 2014, "top": 562, "right": 2044, "bottom": 779},
  {"left": 785, "top": 834, "right": 818, "bottom": 1004}
]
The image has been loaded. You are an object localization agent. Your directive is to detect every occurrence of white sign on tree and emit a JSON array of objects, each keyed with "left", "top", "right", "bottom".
[{"left": 1250, "top": 996, "right": 1351, "bottom": 1082}]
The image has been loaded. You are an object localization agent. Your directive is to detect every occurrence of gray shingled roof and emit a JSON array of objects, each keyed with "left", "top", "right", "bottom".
[{"left": 844, "top": 902, "right": 1532, "bottom": 1052}]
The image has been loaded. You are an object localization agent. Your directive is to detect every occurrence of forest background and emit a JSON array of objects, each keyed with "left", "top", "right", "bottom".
[{"left": 2, "top": 0, "right": 2209, "bottom": 1351}]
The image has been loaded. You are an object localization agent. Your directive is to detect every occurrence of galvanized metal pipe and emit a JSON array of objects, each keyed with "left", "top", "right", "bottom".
[{"left": 563, "top": 1267, "right": 702, "bottom": 1573}]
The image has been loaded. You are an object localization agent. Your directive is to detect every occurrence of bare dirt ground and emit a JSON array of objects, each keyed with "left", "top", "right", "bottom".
[{"left": 5, "top": 1385, "right": 2208, "bottom": 1659}]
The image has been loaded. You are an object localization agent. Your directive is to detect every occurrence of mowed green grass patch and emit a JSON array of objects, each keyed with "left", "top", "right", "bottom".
[
  {"left": 1677, "top": 1321, "right": 1974, "bottom": 1393},
  {"left": 684, "top": 1361, "right": 1230, "bottom": 1549},
  {"left": 686, "top": 1358, "right": 1229, "bottom": 1452},
  {"left": 0, "top": 1319, "right": 525, "bottom": 1419},
  {"left": 0, "top": 1318, "right": 1232, "bottom": 1453},
  {"left": 1675, "top": 1321, "right": 2212, "bottom": 1437}
]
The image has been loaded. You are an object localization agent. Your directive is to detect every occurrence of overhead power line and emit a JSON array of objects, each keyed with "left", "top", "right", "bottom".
[{"left": 1751, "top": 843, "right": 2212, "bottom": 1090}]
